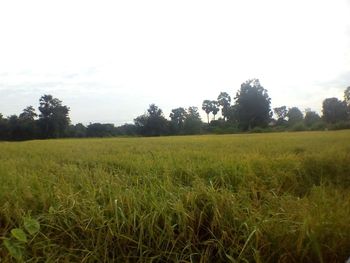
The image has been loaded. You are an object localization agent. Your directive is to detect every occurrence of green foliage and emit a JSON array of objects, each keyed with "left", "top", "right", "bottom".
[
  {"left": 291, "top": 122, "right": 307, "bottom": 131},
  {"left": 274, "top": 106, "right": 288, "bottom": 125},
  {"left": 24, "top": 218, "right": 40, "bottom": 236},
  {"left": 202, "top": 100, "right": 219, "bottom": 123},
  {"left": 304, "top": 111, "right": 321, "bottom": 127},
  {"left": 169, "top": 107, "right": 187, "bottom": 134},
  {"left": 345, "top": 86, "right": 350, "bottom": 106},
  {"left": 322, "top": 97, "right": 348, "bottom": 123},
  {"left": 11, "top": 229, "right": 27, "bottom": 243},
  {"left": 2, "top": 217, "right": 40, "bottom": 260},
  {"left": 183, "top": 107, "right": 202, "bottom": 134},
  {"left": 287, "top": 107, "right": 304, "bottom": 125},
  {"left": 38, "top": 94, "right": 70, "bottom": 138},
  {"left": 234, "top": 79, "right": 272, "bottom": 130},
  {"left": 3, "top": 239, "right": 23, "bottom": 260},
  {"left": 217, "top": 92, "right": 231, "bottom": 120},
  {"left": 134, "top": 104, "right": 169, "bottom": 136},
  {"left": 327, "top": 121, "right": 350, "bottom": 130}
]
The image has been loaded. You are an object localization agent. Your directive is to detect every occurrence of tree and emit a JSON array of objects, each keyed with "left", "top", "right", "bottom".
[
  {"left": 345, "top": 86, "right": 350, "bottom": 118},
  {"left": 183, "top": 106, "right": 202, "bottom": 134},
  {"left": 38, "top": 95, "right": 70, "bottom": 138},
  {"left": 0, "top": 114, "right": 7, "bottom": 140},
  {"left": 345, "top": 86, "right": 350, "bottom": 106},
  {"left": 169, "top": 107, "right": 187, "bottom": 134},
  {"left": 134, "top": 104, "right": 169, "bottom": 136},
  {"left": 86, "top": 123, "right": 115, "bottom": 137},
  {"left": 67, "top": 123, "right": 87, "bottom": 138},
  {"left": 6, "top": 115, "right": 20, "bottom": 140},
  {"left": 211, "top": 100, "right": 220, "bottom": 121},
  {"left": 322, "top": 97, "right": 348, "bottom": 123},
  {"left": 19, "top": 106, "right": 37, "bottom": 121},
  {"left": 234, "top": 79, "right": 272, "bottom": 130},
  {"left": 226, "top": 105, "right": 238, "bottom": 124},
  {"left": 115, "top": 124, "right": 138, "bottom": 136},
  {"left": 217, "top": 92, "right": 231, "bottom": 121},
  {"left": 202, "top": 100, "right": 212, "bottom": 124},
  {"left": 18, "top": 106, "right": 38, "bottom": 139},
  {"left": 202, "top": 100, "right": 220, "bottom": 123},
  {"left": 304, "top": 110, "right": 321, "bottom": 127},
  {"left": 287, "top": 107, "right": 303, "bottom": 125},
  {"left": 273, "top": 106, "right": 288, "bottom": 125}
]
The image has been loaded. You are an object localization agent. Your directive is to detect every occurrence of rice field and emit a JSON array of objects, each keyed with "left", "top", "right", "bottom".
[{"left": 0, "top": 131, "right": 350, "bottom": 262}]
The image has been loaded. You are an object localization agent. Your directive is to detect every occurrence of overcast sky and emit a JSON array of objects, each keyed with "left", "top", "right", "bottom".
[{"left": 0, "top": 0, "right": 350, "bottom": 125}]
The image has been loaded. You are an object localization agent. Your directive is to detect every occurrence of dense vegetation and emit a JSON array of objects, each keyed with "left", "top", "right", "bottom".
[
  {"left": 0, "top": 131, "right": 349, "bottom": 262},
  {"left": 1, "top": 81, "right": 350, "bottom": 140}
]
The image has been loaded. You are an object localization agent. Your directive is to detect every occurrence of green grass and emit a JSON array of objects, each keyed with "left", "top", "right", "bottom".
[{"left": 0, "top": 131, "right": 350, "bottom": 262}]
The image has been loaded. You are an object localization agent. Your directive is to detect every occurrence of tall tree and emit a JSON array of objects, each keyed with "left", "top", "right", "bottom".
[
  {"left": 234, "top": 79, "right": 272, "bottom": 130},
  {"left": 0, "top": 114, "right": 7, "bottom": 140},
  {"left": 226, "top": 105, "right": 238, "bottom": 123},
  {"left": 345, "top": 86, "right": 350, "bottom": 106},
  {"left": 18, "top": 106, "right": 38, "bottom": 139},
  {"left": 273, "top": 106, "right": 288, "bottom": 125},
  {"left": 7, "top": 115, "right": 21, "bottom": 140},
  {"left": 217, "top": 92, "right": 231, "bottom": 121},
  {"left": 183, "top": 106, "right": 202, "bottom": 134},
  {"left": 38, "top": 95, "right": 70, "bottom": 138},
  {"left": 202, "top": 100, "right": 212, "bottom": 124},
  {"left": 19, "top": 106, "right": 37, "bottom": 121},
  {"left": 211, "top": 100, "right": 220, "bottom": 121},
  {"left": 304, "top": 111, "right": 321, "bottom": 127},
  {"left": 169, "top": 107, "right": 187, "bottom": 134},
  {"left": 322, "top": 97, "right": 348, "bottom": 123},
  {"left": 134, "top": 104, "right": 169, "bottom": 136},
  {"left": 287, "top": 107, "right": 303, "bottom": 125}
]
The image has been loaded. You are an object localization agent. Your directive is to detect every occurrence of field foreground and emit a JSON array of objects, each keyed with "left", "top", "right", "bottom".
[{"left": 0, "top": 131, "right": 350, "bottom": 262}]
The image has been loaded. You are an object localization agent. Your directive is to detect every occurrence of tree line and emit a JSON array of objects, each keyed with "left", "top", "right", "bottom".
[
  {"left": 1, "top": 79, "right": 350, "bottom": 140},
  {"left": 201, "top": 79, "right": 350, "bottom": 133}
]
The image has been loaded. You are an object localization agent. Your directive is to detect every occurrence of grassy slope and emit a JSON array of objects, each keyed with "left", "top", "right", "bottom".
[{"left": 0, "top": 131, "right": 350, "bottom": 262}]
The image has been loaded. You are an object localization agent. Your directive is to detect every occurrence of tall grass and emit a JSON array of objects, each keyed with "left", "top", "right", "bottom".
[{"left": 0, "top": 131, "right": 350, "bottom": 262}]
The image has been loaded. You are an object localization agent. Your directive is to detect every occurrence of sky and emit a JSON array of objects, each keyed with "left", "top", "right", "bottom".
[{"left": 0, "top": 0, "right": 350, "bottom": 125}]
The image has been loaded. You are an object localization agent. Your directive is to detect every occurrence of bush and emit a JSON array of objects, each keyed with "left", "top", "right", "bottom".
[
  {"left": 310, "top": 121, "right": 326, "bottom": 131},
  {"left": 290, "top": 123, "right": 307, "bottom": 131},
  {"left": 328, "top": 121, "right": 350, "bottom": 130}
]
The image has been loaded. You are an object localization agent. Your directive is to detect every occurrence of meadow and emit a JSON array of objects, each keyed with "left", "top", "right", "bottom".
[{"left": 0, "top": 131, "right": 350, "bottom": 262}]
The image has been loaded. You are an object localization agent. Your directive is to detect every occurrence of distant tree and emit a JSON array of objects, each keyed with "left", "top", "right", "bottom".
[
  {"left": 202, "top": 100, "right": 212, "bottom": 124},
  {"left": 134, "top": 104, "right": 169, "bottom": 136},
  {"left": 115, "top": 124, "right": 138, "bottom": 136},
  {"left": 86, "top": 123, "right": 115, "bottom": 137},
  {"left": 322, "top": 97, "right": 348, "bottom": 123},
  {"left": 304, "top": 111, "right": 321, "bottom": 127},
  {"left": 226, "top": 105, "right": 238, "bottom": 124},
  {"left": 19, "top": 106, "right": 37, "bottom": 121},
  {"left": 217, "top": 92, "right": 231, "bottom": 121},
  {"left": 67, "top": 123, "right": 87, "bottom": 138},
  {"left": 0, "top": 114, "right": 7, "bottom": 139},
  {"left": 287, "top": 107, "right": 303, "bottom": 125},
  {"left": 345, "top": 86, "right": 350, "bottom": 106},
  {"left": 211, "top": 100, "right": 220, "bottom": 121},
  {"left": 7, "top": 115, "right": 24, "bottom": 140},
  {"left": 38, "top": 95, "right": 70, "bottom": 138},
  {"left": 169, "top": 107, "right": 187, "bottom": 134},
  {"left": 273, "top": 106, "right": 288, "bottom": 125},
  {"left": 18, "top": 106, "right": 39, "bottom": 139},
  {"left": 234, "top": 79, "right": 272, "bottom": 130},
  {"left": 345, "top": 86, "right": 350, "bottom": 118},
  {"left": 183, "top": 106, "right": 202, "bottom": 134}
]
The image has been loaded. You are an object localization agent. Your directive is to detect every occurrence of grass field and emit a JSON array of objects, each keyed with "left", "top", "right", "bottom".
[{"left": 0, "top": 131, "right": 350, "bottom": 262}]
